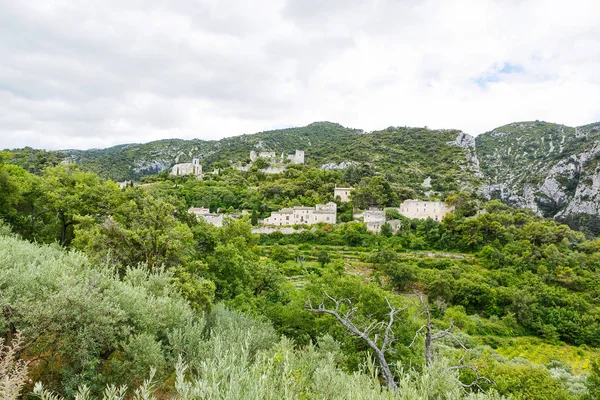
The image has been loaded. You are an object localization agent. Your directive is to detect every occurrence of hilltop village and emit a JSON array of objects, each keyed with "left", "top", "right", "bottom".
[{"left": 172, "top": 150, "right": 454, "bottom": 233}]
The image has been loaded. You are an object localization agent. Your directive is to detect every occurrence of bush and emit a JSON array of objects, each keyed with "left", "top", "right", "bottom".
[{"left": 270, "top": 244, "right": 291, "bottom": 263}]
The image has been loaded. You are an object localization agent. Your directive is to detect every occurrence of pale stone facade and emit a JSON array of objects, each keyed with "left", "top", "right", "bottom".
[
  {"left": 286, "top": 150, "right": 305, "bottom": 164},
  {"left": 171, "top": 159, "right": 203, "bottom": 177},
  {"left": 249, "top": 150, "right": 304, "bottom": 165},
  {"left": 116, "top": 180, "right": 132, "bottom": 189},
  {"left": 263, "top": 202, "right": 337, "bottom": 226},
  {"left": 363, "top": 208, "right": 386, "bottom": 233},
  {"left": 334, "top": 187, "right": 353, "bottom": 202},
  {"left": 188, "top": 207, "right": 224, "bottom": 227},
  {"left": 397, "top": 200, "right": 453, "bottom": 221},
  {"left": 250, "top": 151, "right": 277, "bottom": 162},
  {"left": 388, "top": 219, "right": 402, "bottom": 233}
]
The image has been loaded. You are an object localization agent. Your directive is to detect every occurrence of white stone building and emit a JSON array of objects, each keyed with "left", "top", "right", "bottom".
[
  {"left": 397, "top": 200, "right": 453, "bottom": 221},
  {"left": 188, "top": 207, "right": 224, "bottom": 227},
  {"left": 263, "top": 202, "right": 337, "bottom": 226},
  {"left": 363, "top": 208, "right": 386, "bottom": 233},
  {"left": 250, "top": 151, "right": 277, "bottom": 162},
  {"left": 249, "top": 150, "right": 304, "bottom": 165},
  {"left": 334, "top": 187, "right": 353, "bottom": 202},
  {"left": 171, "top": 159, "right": 203, "bottom": 177},
  {"left": 388, "top": 219, "right": 402, "bottom": 233},
  {"left": 116, "top": 180, "right": 132, "bottom": 189},
  {"left": 286, "top": 150, "right": 305, "bottom": 164}
]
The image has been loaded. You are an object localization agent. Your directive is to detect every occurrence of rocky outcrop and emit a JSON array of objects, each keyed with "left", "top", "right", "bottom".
[
  {"left": 476, "top": 121, "right": 600, "bottom": 229},
  {"left": 320, "top": 161, "right": 359, "bottom": 170},
  {"left": 447, "top": 132, "right": 485, "bottom": 180}
]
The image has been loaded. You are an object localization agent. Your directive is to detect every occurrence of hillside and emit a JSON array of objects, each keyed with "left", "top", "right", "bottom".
[
  {"left": 2, "top": 133, "right": 600, "bottom": 399},
  {"left": 10, "top": 122, "right": 481, "bottom": 197},
  {"left": 476, "top": 121, "right": 600, "bottom": 235},
  {"left": 6, "top": 119, "right": 600, "bottom": 234}
]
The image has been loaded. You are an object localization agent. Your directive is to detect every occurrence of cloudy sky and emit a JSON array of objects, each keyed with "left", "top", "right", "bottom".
[{"left": 2, "top": 0, "right": 599, "bottom": 150}]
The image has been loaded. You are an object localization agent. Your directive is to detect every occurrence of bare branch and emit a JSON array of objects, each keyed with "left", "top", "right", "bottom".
[
  {"left": 305, "top": 294, "right": 403, "bottom": 392},
  {"left": 407, "top": 325, "right": 426, "bottom": 348},
  {"left": 447, "top": 364, "right": 492, "bottom": 391},
  {"left": 431, "top": 322, "right": 454, "bottom": 341}
]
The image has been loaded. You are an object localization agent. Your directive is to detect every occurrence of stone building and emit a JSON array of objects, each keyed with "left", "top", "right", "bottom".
[
  {"left": 188, "top": 207, "right": 224, "bottom": 227},
  {"left": 334, "top": 186, "right": 353, "bottom": 202},
  {"left": 362, "top": 208, "right": 386, "bottom": 233},
  {"left": 249, "top": 150, "right": 304, "bottom": 165},
  {"left": 116, "top": 180, "right": 132, "bottom": 189},
  {"left": 387, "top": 219, "right": 402, "bottom": 233},
  {"left": 171, "top": 158, "right": 202, "bottom": 177},
  {"left": 286, "top": 150, "right": 305, "bottom": 164},
  {"left": 397, "top": 200, "right": 453, "bottom": 221},
  {"left": 250, "top": 151, "right": 277, "bottom": 162},
  {"left": 263, "top": 202, "right": 337, "bottom": 226}
]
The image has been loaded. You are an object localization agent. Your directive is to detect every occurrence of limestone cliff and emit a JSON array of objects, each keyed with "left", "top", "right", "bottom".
[{"left": 476, "top": 121, "right": 600, "bottom": 235}]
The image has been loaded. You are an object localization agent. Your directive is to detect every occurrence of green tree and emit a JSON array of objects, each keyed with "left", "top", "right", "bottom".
[
  {"left": 317, "top": 250, "right": 331, "bottom": 267},
  {"left": 382, "top": 262, "right": 417, "bottom": 291},
  {"left": 585, "top": 358, "right": 600, "bottom": 399},
  {"left": 380, "top": 222, "right": 393, "bottom": 237},
  {"left": 352, "top": 176, "right": 399, "bottom": 209},
  {"left": 270, "top": 244, "right": 291, "bottom": 263},
  {"left": 73, "top": 192, "right": 193, "bottom": 269},
  {"left": 41, "top": 165, "right": 121, "bottom": 245},
  {"left": 253, "top": 157, "right": 270, "bottom": 170}
]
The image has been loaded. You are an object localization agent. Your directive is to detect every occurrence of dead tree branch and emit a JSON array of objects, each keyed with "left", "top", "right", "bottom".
[
  {"left": 412, "top": 292, "right": 491, "bottom": 390},
  {"left": 305, "top": 293, "right": 404, "bottom": 391}
]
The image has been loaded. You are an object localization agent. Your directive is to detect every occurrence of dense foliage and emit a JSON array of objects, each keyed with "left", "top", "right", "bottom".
[{"left": 1, "top": 151, "right": 600, "bottom": 399}]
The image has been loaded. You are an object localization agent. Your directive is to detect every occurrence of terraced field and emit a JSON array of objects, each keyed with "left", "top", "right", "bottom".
[{"left": 261, "top": 243, "right": 599, "bottom": 374}]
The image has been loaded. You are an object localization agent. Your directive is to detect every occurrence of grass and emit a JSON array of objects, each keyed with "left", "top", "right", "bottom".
[{"left": 492, "top": 336, "right": 597, "bottom": 374}]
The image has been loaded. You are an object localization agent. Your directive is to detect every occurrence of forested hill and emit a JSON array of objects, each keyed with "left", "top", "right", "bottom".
[
  {"left": 6, "top": 120, "right": 600, "bottom": 231},
  {"left": 7, "top": 121, "right": 483, "bottom": 196}
]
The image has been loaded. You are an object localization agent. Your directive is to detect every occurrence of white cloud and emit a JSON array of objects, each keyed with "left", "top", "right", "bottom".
[{"left": 0, "top": 0, "right": 599, "bottom": 149}]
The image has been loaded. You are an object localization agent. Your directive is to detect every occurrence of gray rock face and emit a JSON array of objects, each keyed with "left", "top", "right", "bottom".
[
  {"left": 134, "top": 160, "right": 169, "bottom": 174},
  {"left": 448, "top": 132, "right": 476, "bottom": 149},
  {"left": 447, "top": 132, "right": 484, "bottom": 179},
  {"left": 476, "top": 122, "right": 600, "bottom": 224},
  {"left": 320, "top": 161, "right": 359, "bottom": 170}
]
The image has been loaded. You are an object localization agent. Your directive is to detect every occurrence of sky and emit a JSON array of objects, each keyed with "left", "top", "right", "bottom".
[{"left": 1, "top": 0, "right": 600, "bottom": 150}]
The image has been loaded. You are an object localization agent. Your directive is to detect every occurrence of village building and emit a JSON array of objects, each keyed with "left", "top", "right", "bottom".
[
  {"left": 387, "top": 219, "right": 402, "bottom": 233},
  {"left": 262, "top": 202, "right": 337, "bottom": 226},
  {"left": 250, "top": 151, "right": 277, "bottom": 163},
  {"left": 249, "top": 150, "right": 305, "bottom": 165},
  {"left": 334, "top": 186, "right": 353, "bottom": 202},
  {"left": 286, "top": 150, "right": 305, "bottom": 164},
  {"left": 116, "top": 180, "right": 132, "bottom": 189},
  {"left": 171, "top": 158, "right": 203, "bottom": 177},
  {"left": 362, "top": 208, "right": 386, "bottom": 233},
  {"left": 188, "top": 207, "right": 224, "bottom": 227},
  {"left": 397, "top": 200, "right": 453, "bottom": 221}
]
